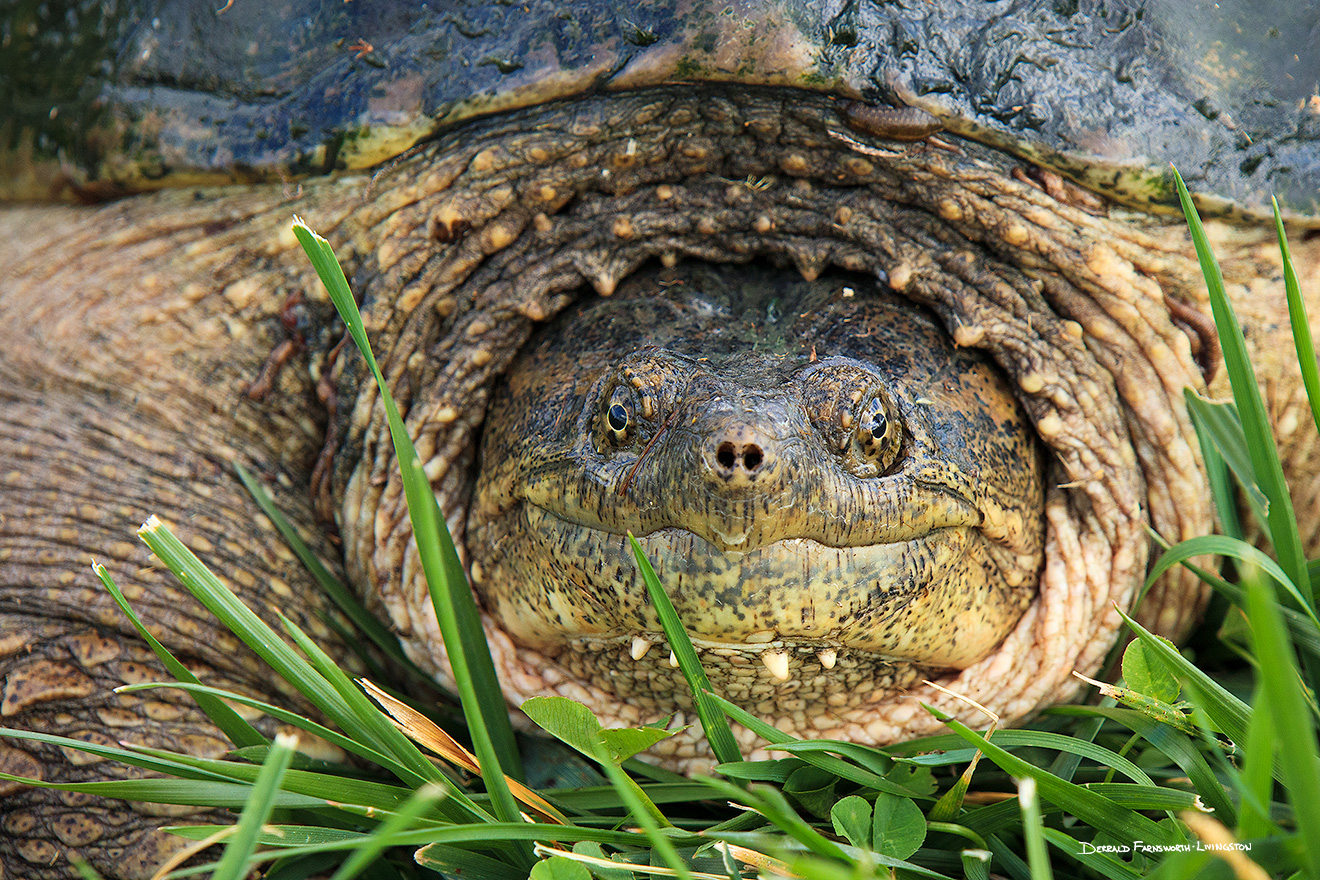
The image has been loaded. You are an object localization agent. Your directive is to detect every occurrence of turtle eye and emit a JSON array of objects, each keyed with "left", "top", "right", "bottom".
[
  {"left": 854, "top": 392, "right": 902, "bottom": 473},
  {"left": 800, "top": 361, "right": 902, "bottom": 476},
  {"left": 601, "top": 384, "right": 639, "bottom": 446},
  {"left": 607, "top": 403, "right": 630, "bottom": 437},
  {"left": 858, "top": 399, "right": 887, "bottom": 443}
]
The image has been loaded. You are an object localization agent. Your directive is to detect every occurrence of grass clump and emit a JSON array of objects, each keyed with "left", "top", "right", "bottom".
[{"left": 1, "top": 191, "right": 1318, "bottom": 879}]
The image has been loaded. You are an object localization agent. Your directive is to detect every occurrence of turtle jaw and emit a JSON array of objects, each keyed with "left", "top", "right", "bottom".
[{"left": 468, "top": 502, "right": 1038, "bottom": 673}]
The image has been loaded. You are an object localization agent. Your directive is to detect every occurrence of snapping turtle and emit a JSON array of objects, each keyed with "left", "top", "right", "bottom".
[{"left": 2, "top": 0, "right": 1320, "bottom": 875}]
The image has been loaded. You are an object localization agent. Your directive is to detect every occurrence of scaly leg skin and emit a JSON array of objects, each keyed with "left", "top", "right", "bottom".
[
  {"left": 0, "top": 389, "right": 354, "bottom": 879},
  {"left": 0, "top": 187, "right": 354, "bottom": 877}
]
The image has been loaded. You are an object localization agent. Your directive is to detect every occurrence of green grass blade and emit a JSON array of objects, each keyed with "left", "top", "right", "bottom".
[
  {"left": 411, "top": 843, "right": 522, "bottom": 880},
  {"left": 292, "top": 218, "right": 526, "bottom": 834},
  {"left": 93, "top": 562, "right": 265, "bottom": 749},
  {"left": 1076, "top": 783, "right": 1203, "bottom": 812},
  {"left": 594, "top": 752, "right": 694, "bottom": 880},
  {"left": 1246, "top": 579, "right": 1320, "bottom": 878},
  {"left": 69, "top": 859, "right": 106, "bottom": 880},
  {"left": 706, "top": 693, "right": 793, "bottom": 746},
  {"left": 1111, "top": 713, "right": 1236, "bottom": 824},
  {"left": 1042, "top": 828, "right": 1143, "bottom": 879},
  {"left": 1275, "top": 197, "right": 1320, "bottom": 441},
  {"left": 137, "top": 519, "right": 370, "bottom": 732},
  {"left": 531, "top": 781, "right": 729, "bottom": 815},
  {"left": 956, "top": 784, "right": 1199, "bottom": 838},
  {"left": 627, "top": 534, "right": 742, "bottom": 765},
  {"left": 1117, "top": 608, "right": 1251, "bottom": 745},
  {"left": 709, "top": 694, "right": 925, "bottom": 797},
  {"left": 1044, "top": 715, "right": 1104, "bottom": 784},
  {"left": 930, "top": 711, "right": 1175, "bottom": 845},
  {"left": 921, "top": 729, "right": 1156, "bottom": 787},
  {"left": 1016, "top": 778, "right": 1053, "bottom": 880},
  {"left": 194, "top": 823, "right": 652, "bottom": 870},
  {"left": 699, "top": 778, "right": 851, "bottom": 861},
  {"left": 166, "top": 825, "right": 370, "bottom": 847},
  {"left": 114, "top": 681, "right": 416, "bottom": 785},
  {"left": 0, "top": 773, "right": 326, "bottom": 810},
  {"left": 773, "top": 853, "right": 952, "bottom": 880},
  {"left": 1188, "top": 398, "right": 1246, "bottom": 541},
  {"left": 1239, "top": 685, "right": 1280, "bottom": 839},
  {"left": 1145, "top": 534, "right": 1320, "bottom": 629},
  {"left": 276, "top": 613, "right": 455, "bottom": 790},
  {"left": 1173, "top": 166, "right": 1310, "bottom": 609},
  {"left": 769, "top": 738, "right": 897, "bottom": 779},
  {"left": 234, "top": 463, "right": 430, "bottom": 682},
  {"left": 122, "top": 747, "right": 421, "bottom": 810},
  {"left": 961, "top": 848, "right": 994, "bottom": 880},
  {"left": 1183, "top": 392, "right": 1269, "bottom": 530},
  {"left": 133, "top": 520, "right": 497, "bottom": 824},
  {"left": 1153, "top": 552, "right": 1320, "bottom": 659},
  {"left": 0, "top": 725, "right": 264, "bottom": 781},
  {"left": 987, "top": 834, "right": 1030, "bottom": 880},
  {"left": 211, "top": 732, "right": 298, "bottom": 880},
  {"left": 328, "top": 783, "right": 448, "bottom": 880}
]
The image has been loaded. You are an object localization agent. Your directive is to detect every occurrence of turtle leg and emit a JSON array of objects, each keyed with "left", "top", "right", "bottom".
[
  {"left": 0, "top": 194, "right": 365, "bottom": 877},
  {"left": 0, "top": 386, "right": 350, "bottom": 879}
]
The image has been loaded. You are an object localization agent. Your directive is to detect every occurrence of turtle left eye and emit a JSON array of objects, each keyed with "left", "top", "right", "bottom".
[
  {"left": 859, "top": 401, "right": 888, "bottom": 442},
  {"left": 854, "top": 393, "right": 901, "bottom": 472}
]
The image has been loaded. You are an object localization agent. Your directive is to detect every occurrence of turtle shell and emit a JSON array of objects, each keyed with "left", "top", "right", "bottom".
[{"left": 1, "top": 0, "right": 1316, "bottom": 220}]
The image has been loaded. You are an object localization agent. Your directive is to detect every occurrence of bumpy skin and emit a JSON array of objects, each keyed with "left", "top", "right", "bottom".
[
  {"left": 1, "top": 7, "right": 1320, "bottom": 877},
  {"left": 0, "top": 184, "right": 356, "bottom": 875},
  {"left": 328, "top": 88, "right": 1225, "bottom": 752}
]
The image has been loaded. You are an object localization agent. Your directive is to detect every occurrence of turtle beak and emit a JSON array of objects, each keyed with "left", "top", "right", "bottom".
[{"left": 666, "top": 393, "right": 805, "bottom": 551}]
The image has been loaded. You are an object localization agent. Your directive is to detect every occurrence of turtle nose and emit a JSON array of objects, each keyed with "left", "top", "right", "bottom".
[
  {"left": 706, "top": 425, "right": 775, "bottom": 485},
  {"left": 715, "top": 439, "right": 764, "bottom": 473}
]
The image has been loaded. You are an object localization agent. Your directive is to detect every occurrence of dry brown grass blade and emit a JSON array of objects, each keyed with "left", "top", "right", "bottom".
[
  {"left": 358, "top": 679, "right": 569, "bottom": 824},
  {"left": 149, "top": 825, "right": 236, "bottom": 880}
]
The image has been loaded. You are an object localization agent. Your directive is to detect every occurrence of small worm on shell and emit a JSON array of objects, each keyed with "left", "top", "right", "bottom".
[{"left": 841, "top": 101, "right": 944, "bottom": 142}]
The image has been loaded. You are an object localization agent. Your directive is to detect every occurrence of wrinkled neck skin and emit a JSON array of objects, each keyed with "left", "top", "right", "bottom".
[{"left": 4, "top": 85, "right": 1318, "bottom": 775}]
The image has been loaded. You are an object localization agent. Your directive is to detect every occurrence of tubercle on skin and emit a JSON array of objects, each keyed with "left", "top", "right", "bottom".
[
  {"left": 841, "top": 101, "right": 945, "bottom": 142},
  {"left": 625, "top": 634, "right": 843, "bottom": 679}
]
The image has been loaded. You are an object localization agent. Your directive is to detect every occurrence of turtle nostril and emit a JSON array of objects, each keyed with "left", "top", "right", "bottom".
[
  {"left": 714, "top": 441, "right": 765, "bottom": 472},
  {"left": 742, "top": 444, "right": 763, "bottom": 471},
  {"left": 717, "top": 442, "right": 737, "bottom": 469}
]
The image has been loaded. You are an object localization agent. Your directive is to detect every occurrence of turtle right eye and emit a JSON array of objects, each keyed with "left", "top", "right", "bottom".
[{"left": 601, "top": 385, "right": 639, "bottom": 446}]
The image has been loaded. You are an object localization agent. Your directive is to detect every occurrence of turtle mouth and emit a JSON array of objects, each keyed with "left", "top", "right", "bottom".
[{"left": 469, "top": 501, "right": 1036, "bottom": 672}]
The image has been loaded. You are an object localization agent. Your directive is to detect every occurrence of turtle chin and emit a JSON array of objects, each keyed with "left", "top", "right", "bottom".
[{"left": 467, "top": 502, "right": 1038, "bottom": 696}]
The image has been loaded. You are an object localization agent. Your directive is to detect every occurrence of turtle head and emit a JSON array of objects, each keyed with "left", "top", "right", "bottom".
[{"left": 468, "top": 262, "right": 1044, "bottom": 699}]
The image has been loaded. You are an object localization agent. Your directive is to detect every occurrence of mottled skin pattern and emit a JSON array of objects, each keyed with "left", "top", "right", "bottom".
[
  {"left": 3, "top": 85, "right": 1320, "bottom": 878},
  {"left": 471, "top": 264, "right": 1044, "bottom": 713}
]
